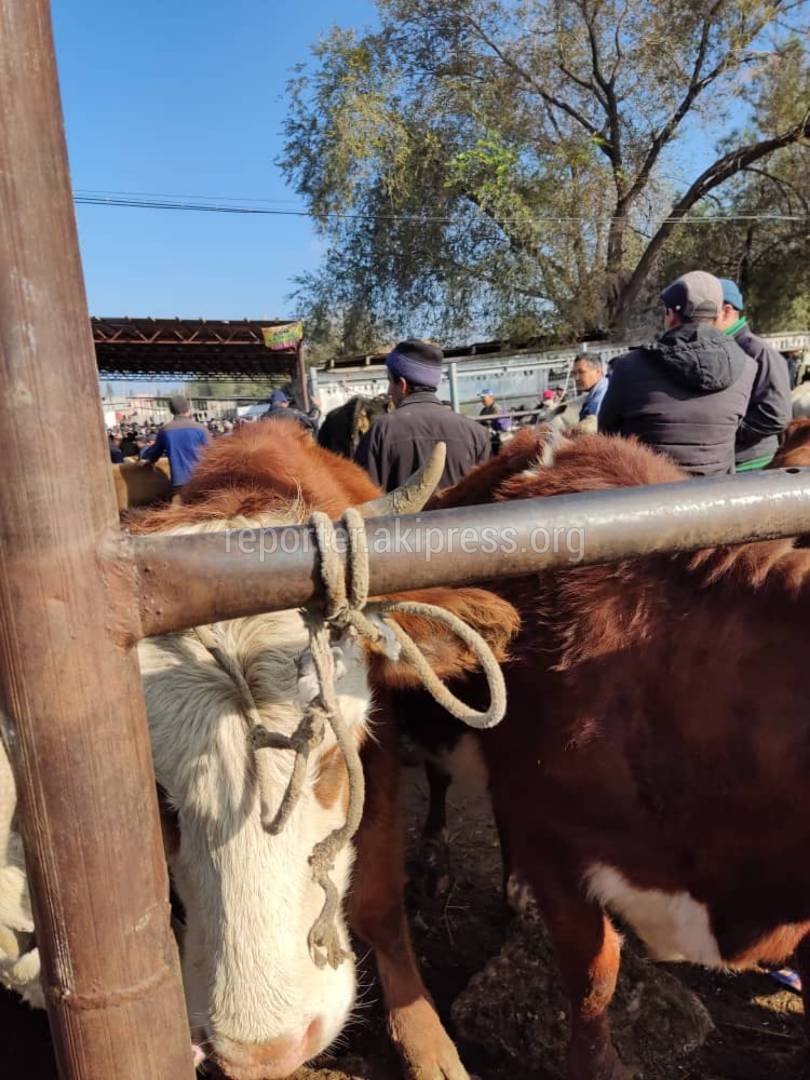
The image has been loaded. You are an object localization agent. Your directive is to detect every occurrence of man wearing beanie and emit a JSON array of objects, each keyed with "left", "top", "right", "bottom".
[
  {"left": 139, "top": 394, "right": 210, "bottom": 493},
  {"left": 715, "top": 279, "right": 791, "bottom": 471},
  {"left": 356, "top": 339, "right": 490, "bottom": 490},
  {"left": 598, "top": 271, "right": 756, "bottom": 476}
]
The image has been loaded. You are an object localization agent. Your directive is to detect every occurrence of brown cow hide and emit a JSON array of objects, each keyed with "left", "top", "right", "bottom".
[{"left": 111, "top": 458, "right": 172, "bottom": 510}]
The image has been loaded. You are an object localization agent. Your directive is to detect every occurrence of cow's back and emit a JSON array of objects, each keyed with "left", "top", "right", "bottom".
[{"left": 112, "top": 459, "right": 172, "bottom": 510}]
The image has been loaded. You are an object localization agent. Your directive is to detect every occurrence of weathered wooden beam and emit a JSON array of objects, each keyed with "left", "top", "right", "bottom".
[
  {"left": 0, "top": 2, "right": 193, "bottom": 1077},
  {"left": 125, "top": 466, "right": 810, "bottom": 638},
  {"left": 296, "top": 340, "right": 310, "bottom": 412}
]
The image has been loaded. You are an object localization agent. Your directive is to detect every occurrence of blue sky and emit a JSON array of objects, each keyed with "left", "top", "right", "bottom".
[
  {"left": 52, "top": 0, "right": 749, "bottom": 329},
  {"left": 52, "top": 0, "right": 378, "bottom": 320}
]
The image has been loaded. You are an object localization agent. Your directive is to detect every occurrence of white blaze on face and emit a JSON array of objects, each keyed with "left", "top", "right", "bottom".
[{"left": 137, "top": 517, "right": 371, "bottom": 1076}]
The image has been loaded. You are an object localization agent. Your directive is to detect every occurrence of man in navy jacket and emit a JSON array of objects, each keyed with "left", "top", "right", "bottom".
[{"left": 598, "top": 272, "right": 755, "bottom": 476}]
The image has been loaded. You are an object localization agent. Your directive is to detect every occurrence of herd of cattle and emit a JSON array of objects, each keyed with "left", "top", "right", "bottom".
[{"left": 4, "top": 410, "right": 810, "bottom": 1080}]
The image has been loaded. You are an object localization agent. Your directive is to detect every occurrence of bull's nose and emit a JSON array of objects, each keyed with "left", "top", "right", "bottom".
[{"left": 214, "top": 1018, "right": 322, "bottom": 1080}]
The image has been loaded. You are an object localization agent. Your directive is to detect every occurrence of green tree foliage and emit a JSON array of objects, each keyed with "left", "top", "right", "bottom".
[{"left": 282, "top": 0, "right": 809, "bottom": 343}]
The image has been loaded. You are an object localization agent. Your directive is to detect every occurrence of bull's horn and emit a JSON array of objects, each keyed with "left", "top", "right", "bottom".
[{"left": 356, "top": 442, "right": 447, "bottom": 518}]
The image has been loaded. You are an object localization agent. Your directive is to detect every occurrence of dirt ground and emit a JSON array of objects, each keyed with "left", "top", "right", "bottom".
[
  {"left": 4, "top": 761, "right": 806, "bottom": 1079},
  {"left": 297, "top": 762, "right": 807, "bottom": 1080}
]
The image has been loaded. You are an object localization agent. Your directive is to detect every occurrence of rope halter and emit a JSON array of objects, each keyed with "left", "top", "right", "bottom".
[{"left": 195, "top": 506, "right": 508, "bottom": 969}]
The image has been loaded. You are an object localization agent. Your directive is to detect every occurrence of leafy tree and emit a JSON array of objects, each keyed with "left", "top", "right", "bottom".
[
  {"left": 661, "top": 39, "right": 810, "bottom": 332},
  {"left": 283, "top": 0, "right": 809, "bottom": 342}
]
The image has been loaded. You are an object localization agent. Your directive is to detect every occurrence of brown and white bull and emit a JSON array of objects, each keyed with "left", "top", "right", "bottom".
[
  {"left": 1, "top": 421, "right": 518, "bottom": 1080},
  {"left": 399, "top": 426, "right": 810, "bottom": 1080}
]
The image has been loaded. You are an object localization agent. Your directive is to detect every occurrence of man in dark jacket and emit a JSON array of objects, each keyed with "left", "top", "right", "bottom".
[
  {"left": 262, "top": 389, "right": 317, "bottom": 434},
  {"left": 715, "top": 279, "right": 792, "bottom": 471},
  {"left": 356, "top": 340, "right": 490, "bottom": 490},
  {"left": 598, "top": 271, "right": 756, "bottom": 476},
  {"left": 478, "top": 389, "right": 512, "bottom": 453},
  {"left": 139, "top": 395, "right": 210, "bottom": 491},
  {"left": 108, "top": 432, "right": 124, "bottom": 463}
]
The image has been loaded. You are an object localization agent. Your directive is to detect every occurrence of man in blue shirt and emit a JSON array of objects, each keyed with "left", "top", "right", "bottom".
[
  {"left": 139, "top": 395, "right": 210, "bottom": 493},
  {"left": 573, "top": 353, "right": 608, "bottom": 421}
]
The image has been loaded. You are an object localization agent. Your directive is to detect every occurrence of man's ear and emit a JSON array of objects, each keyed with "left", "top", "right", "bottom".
[{"left": 366, "top": 586, "right": 520, "bottom": 689}]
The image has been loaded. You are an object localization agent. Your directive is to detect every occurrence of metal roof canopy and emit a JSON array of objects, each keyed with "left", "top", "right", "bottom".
[{"left": 93, "top": 316, "right": 299, "bottom": 381}]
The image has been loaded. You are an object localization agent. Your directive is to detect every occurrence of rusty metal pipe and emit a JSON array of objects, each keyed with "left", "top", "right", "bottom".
[
  {"left": 0, "top": 2, "right": 192, "bottom": 1076},
  {"left": 130, "top": 466, "right": 810, "bottom": 638}
]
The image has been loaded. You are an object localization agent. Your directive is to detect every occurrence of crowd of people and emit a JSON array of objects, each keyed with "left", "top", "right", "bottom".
[
  {"left": 109, "top": 270, "right": 803, "bottom": 498},
  {"left": 108, "top": 410, "right": 235, "bottom": 465},
  {"left": 107, "top": 390, "right": 323, "bottom": 496},
  {"left": 354, "top": 270, "right": 800, "bottom": 490}
]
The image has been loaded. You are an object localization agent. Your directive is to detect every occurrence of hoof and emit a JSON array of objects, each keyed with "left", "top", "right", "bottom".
[{"left": 390, "top": 997, "right": 469, "bottom": 1080}]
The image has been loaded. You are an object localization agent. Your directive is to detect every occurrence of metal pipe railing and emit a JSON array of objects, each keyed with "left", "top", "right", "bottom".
[{"left": 126, "top": 466, "right": 810, "bottom": 639}]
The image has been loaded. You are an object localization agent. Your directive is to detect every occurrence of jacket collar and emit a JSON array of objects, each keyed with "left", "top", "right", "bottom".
[{"left": 398, "top": 391, "right": 443, "bottom": 408}]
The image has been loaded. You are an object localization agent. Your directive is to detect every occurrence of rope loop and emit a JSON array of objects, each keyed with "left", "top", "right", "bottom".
[
  {"left": 307, "top": 509, "right": 507, "bottom": 730},
  {"left": 192, "top": 505, "right": 508, "bottom": 969}
]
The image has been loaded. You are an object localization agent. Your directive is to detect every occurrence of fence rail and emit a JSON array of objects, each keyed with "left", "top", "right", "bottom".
[{"left": 123, "top": 466, "right": 810, "bottom": 640}]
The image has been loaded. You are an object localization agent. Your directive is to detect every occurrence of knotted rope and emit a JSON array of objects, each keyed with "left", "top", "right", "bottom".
[{"left": 194, "top": 507, "right": 507, "bottom": 969}]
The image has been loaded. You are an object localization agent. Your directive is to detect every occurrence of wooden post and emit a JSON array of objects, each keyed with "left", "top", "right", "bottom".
[
  {"left": 296, "top": 339, "right": 310, "bottom": 411},
  {"left": 0, "top": 2, "right": 193, "bottom": 1077}
]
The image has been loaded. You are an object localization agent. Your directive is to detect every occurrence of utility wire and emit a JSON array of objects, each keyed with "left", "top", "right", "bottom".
[{"left": 72, "top": 189, "right": 810, "bottom": 225}]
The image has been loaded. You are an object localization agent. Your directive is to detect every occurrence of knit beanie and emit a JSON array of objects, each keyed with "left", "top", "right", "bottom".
[{"left": 385, "top": 340, "right": 443, "bottom": 389}]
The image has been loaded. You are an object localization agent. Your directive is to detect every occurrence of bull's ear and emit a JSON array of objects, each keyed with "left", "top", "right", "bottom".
[{"left": 366, "top": 587, "right": 520, "bottom": 689}]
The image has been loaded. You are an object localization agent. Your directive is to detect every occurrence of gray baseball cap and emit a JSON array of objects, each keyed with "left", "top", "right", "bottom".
[{"left": 660, "top": 271, "right": 723, "bottom": 320}]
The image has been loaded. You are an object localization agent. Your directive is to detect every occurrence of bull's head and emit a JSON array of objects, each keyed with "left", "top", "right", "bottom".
[{"left": 137, "top": 444, "right": 516, "bottom": 1079}]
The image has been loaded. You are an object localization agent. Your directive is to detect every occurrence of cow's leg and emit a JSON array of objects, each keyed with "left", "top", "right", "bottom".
[
  {"left": 420, "top": 761, "right": 452, "bottom": 897},
  {"left": 520, "top": 863, "right": 627, "bottom": 1080},
  {"left": 350, "top": 719, "right": 468, "bottom": 1080},
  {"left": 423, "top": 760, "right": 450, "bottom": 841}
]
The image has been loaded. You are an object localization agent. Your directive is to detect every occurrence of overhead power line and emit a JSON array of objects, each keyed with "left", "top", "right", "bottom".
[{"left": 72, "top": 189, "right": 810, "bottom": 226}]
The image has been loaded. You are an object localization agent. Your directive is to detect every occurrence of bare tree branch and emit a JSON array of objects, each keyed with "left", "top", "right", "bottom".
[
  {"left": 748, "top": 227, "right": 810, "bottom": 269},
  {"left": 614, "top": 110, "right": 810, "bottom": 326},
  {"left": 617, "top": 0, "right": 728, "bottom": 209},
  {"left": 580, "top": 3, "right": 623, "bottom": 173},
  {"left": 558, "top": 61, "right": 605, "bottom": 103},
  {"left": 579, "top": 0, "right": 613, "bottom": 95},
  {"left": 743, "top": 165, "right": 809, "bottom": 213},
  {"left": 457, "top": 10, "right": 606, "bottom": 145},
  {"left": 610, "top": 0, "right": 631, "bottom": 82}
]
